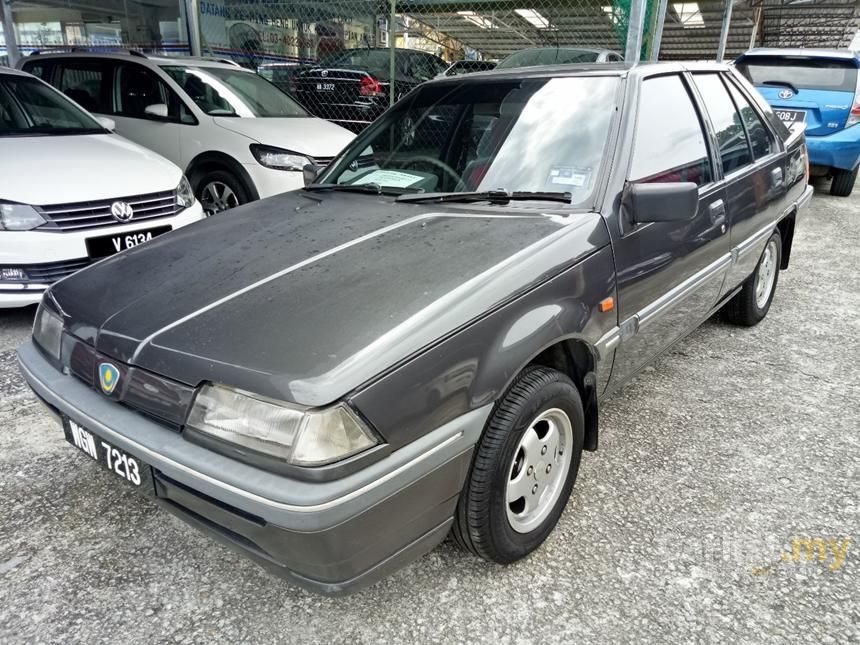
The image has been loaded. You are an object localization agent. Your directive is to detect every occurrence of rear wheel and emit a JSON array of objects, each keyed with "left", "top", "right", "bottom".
[
  {"left": 451, "top": 366, "right": 584, "bottom": 564},
  {"left": 830, "top": 167, "right": 858, "bottom": 197},
  {"left": 195, "top": 170, "right": 249, "bottom": 216},
  {"left": 722, "top": 231, "right": 782, "bottom": 326}
]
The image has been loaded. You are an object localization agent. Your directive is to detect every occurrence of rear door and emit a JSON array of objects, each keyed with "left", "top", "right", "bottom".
[
  {"left": 690, "top": 71, "right": 787, "bottom": 295},
  {"left": 610, "top": 73, "right": 730, "bottom": 386},
  {"left": 736, "top": 55, "right": 858, "bottom": 134}
]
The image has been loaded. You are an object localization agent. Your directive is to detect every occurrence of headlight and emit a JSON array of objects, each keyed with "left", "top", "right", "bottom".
[
  {"left": 250, "top": 144, "right": 311, "bottom": 172},
  {"left": 176, "top": 176, "right": 195, "bottom": 208},
  {"left": 0, "top": 203, "right": 46, "bottom": 231},
  {"left": 186, "top": 384, "right": 379, "bottom": 466},
  {"left": 33, "top": 301, "right": 63, "bottom": 360}
]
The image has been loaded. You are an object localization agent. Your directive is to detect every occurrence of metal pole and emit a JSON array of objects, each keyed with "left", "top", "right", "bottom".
[
  {"left": 2, "top": 0, "right": 20, "bottom": 66},
  {"left": 749, "top": 7, "right": 761, "bottom": 50},
  {"left": 389, "top": 0, "right": 396, "bottom": 107},
  {"left": 716, "top": 0, "right": 734, "bottom": 62},
  {"left": 650, "top": 0, "right": 669, "bottom": 62},
  {"left": 624, "top": 0, "right": 648, "bottom": 64},
  {"left": 184, "top": 0, "right": 202, "bottom": 57}
]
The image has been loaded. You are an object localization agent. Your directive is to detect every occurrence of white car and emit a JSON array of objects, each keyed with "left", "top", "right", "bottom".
[
  {"left": 19, "top": 52, "right": 356, "bottom": 215},
  {"left": 0, "top": 67, "right": 204, "bottom": 308}
]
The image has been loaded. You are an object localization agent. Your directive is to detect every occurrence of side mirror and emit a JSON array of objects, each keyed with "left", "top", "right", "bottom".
[
  {"left": 144, "top": 103, "right": 169, "bottom": 119},
  {"left": 624, "top": 182, "right": 699, "bottom": 224},
  {"left": 303, "top": 163, "right": 321, "bottom": 186},
  {"left": 95, "top": 116, "right": 116, "bottom": 131}
]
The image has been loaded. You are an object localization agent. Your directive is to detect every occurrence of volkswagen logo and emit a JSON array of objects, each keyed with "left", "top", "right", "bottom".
[
  {"left": 778, "top": 89, "right": 794, "bottom": 100},
  {"left": 110, "top": 201, "right": 134, "bottom": 222}
]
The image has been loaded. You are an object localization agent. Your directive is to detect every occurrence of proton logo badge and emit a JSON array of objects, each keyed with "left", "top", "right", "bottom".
[
  {"left": 99, "top": 362, "right": 120, "bottom": 395},
  {"left": 110, "top": 201, "right": 134, "bottom": 222},
  {"left": 778, "top": 89, "right": 794, "bottom": 100}
]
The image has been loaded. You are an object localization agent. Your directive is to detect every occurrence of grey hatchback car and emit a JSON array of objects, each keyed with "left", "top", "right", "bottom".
[{"left": 18, "top": 62, "right": 812, "bottom": 595}]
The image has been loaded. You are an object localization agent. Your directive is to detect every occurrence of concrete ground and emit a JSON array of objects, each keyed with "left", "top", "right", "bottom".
[{"left": 0, "top": 182, "right": 857, "bottom": 644}]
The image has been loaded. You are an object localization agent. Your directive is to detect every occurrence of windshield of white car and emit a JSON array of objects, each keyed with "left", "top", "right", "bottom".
[
  {"left": 0, "top": 76, "right": 107, "bottom": 137},
  {"left": 161, "top": 65, "right": 308, "bottom": 117},
  {"left": 318, "top": 76, "right": 619, "bottom": 205}
]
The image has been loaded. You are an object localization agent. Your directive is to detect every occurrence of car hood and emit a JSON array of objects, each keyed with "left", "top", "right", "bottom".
[
  {"left": 50, "top": 192, "right": 607, "bottom": 406},
  {"left": 1, "top": 133, "right": 181, "bottom": 205},
  {"left": 213, "top": 117, "right": 355, "bottom": 158}
]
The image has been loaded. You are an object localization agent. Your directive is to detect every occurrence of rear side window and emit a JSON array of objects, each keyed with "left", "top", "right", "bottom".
[
  {"left": 630, "top": 74, "right": 712, "bottom": 186},
  {"left": 691, "top": 73, "right": 751, "bottom": 174},
  {"left": 56, "top": 61, "right": 110, "bottom": 113},
  {"left": 737, "top": 56, "right": 858, "bottom": 92},
  {"left": 115, "top": 64, "right": 179, "bottom": 119},
  {"left": 725, "top": 81, "right": 773, "bottom": 160}
]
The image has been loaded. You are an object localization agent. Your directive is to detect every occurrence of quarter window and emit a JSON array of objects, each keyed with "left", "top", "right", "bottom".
[
  {"left": 725, "top": 80, "right": 773, "bottom": 160},
  {"left": 115, "top": 64, "right": 178, "bottom": 120},
  {"left": 691, "top": 73, "right": 751, "bottom": 174},
  {"left": 630, "top": 74, "right": 712, "bottom": 186}
]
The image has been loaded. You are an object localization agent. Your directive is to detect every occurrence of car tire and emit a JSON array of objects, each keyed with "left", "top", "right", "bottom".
[
  {"left": 829, "top": 167, "right": 857, "bottom": 197},
  {"left": 451, "top": 366, "right": 584, "bottom": 564},
  {"left": 722, "top": 230, "right": 782, "bottom": 326},
  {"left": 195, "top": 170, "right": 249, "bottom": 216}
]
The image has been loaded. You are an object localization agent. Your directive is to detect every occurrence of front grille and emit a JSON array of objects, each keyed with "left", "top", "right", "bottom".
[
  {"left": 36, "top": 190, "right": 180, "bottom": 232},
  {"left": 313, "top": 155, "right": 336, "bottom": 167},
  {"left": 19, "top": 258, "right": 91, "bottom": 284}
]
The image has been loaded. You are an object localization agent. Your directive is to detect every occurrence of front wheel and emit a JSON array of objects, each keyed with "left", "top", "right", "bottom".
[
  {"left": 195, "top": 170, "right": 249, "bottom": 216},
  {"left": 451, "top": 366, "right": 584, "bottom": 564},
  {"left": 722, "top": 230, "right": 782, "bottom": 326}
]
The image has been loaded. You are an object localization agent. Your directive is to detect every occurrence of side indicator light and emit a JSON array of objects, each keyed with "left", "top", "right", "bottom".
[{"left": 599, "top": 297, "right": 614, "bottom": 313}]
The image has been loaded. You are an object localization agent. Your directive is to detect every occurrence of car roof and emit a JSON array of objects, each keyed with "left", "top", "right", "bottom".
[
  {"left": 19, "top": 51, "right": 251, "bottom": 71},
  {"left": 0, "top": 65, "right": 32, "bottom": 77},
  {"left": 737, "top": 48, "right": 860, "bottom": 62}
]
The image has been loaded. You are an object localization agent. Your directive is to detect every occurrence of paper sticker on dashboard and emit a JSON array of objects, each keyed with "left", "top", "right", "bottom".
[
  {"left": 352, "top": 170, "right": 424, "bottom": 188},
  {"left": 548, "top": 167, "right": 590, "bottom": 187}
]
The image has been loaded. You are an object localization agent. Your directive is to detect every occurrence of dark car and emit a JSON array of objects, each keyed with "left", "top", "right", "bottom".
[
  {"left": 287, "top": 48, "right": 448, "bottom": 131},
  {"left": 18, "top": 62, "right": 812, "bottom": 595}
]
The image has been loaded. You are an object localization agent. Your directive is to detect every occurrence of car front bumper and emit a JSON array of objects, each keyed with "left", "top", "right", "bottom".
[
  {"left": 806, "top": 126, "right": 860, "bottom": 172},
  {"left": 243, "top": 163, "right": 304, "bottom": 200},
  {"left": 0, "top": 202, "right": 204, "bottom": 309},
  {"left": 16, "top": 341, "right": 489, "bottom": 595}
]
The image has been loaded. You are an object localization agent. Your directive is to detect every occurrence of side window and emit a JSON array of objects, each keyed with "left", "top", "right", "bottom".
[
  {"left": 725, "top": 80, "right": 773, "bottom": 160},
  {"left": 22, "top": 62, "right": 46, "bottom": 79},
  {"left": 56, "top": 61, "right": 110, "bottom": 113},
  {"left": 691, "top": 73, "right": 752, "bottom": 174},
  {"left": 630, "top": 74, "right": 712, "bottom": 186},
  {"left": 115, "top": 64, "right": 179, "bottom": 120}
]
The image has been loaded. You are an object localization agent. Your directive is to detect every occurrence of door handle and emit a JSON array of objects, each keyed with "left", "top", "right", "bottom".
[
  {"left": 771, "top": 167, "right": 784, "bottom": 186},
  {"left": 708, "top": 199, "right": 727, "bottom": 232}
]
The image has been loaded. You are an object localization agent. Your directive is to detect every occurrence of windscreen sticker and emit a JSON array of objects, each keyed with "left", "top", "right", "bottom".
[
  {"left": 548, "top": 166, "right": 591, "bottom": 188},
  {"left": 351, "top": 169, "right": 425, "bottom": 188}
]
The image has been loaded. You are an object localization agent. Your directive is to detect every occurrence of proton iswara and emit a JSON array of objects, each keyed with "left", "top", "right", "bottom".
[{"left": 18, "top": 61, "right": 812, "bottom": 594}]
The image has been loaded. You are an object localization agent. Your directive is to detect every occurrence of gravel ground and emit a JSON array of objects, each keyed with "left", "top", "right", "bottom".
[{"left": 0, "top": 181, "right": 857, "bottom": 645}]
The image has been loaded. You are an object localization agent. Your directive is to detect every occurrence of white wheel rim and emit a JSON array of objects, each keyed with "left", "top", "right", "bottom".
[
  {"left": 755, "top": 238, "right": 779, "bottom": 309},
  {"left": 505, "top": 407, "right": 574, "bottom": 534}
]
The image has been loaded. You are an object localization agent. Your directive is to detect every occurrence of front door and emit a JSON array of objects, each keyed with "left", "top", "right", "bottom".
[{"left": 610, "top": 73, "right": 731, "bottom": 387}]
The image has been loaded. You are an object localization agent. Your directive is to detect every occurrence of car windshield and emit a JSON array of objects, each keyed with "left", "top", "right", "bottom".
[
  {"left": 319, "top": 76, "right": 619, "bottom": 204},
  {"left": 498, "top": 48, "right": 600, "bottom": 69},
  {"left": 319, "top": 50, "right": 395, "bottom": 76},
  {"left": 737, "top": 57, "right": 858, "bottom": 92},
  {"left": 0, "top": 75, "right": 106, "bottom": 137},
  {"left": 161, "top": 65, "right": 307, "bottom": 117}
]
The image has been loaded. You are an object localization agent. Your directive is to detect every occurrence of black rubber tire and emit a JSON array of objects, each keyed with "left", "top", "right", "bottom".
[
  {"left": 830, "top": 167, "right": 858, "bottom": 197},
  {"left": 194, "top": 169, "right": 250, "bottom": 216},
  {"left": 451, "top": 366, "right": 585, "bottom": 564},
  {"left": 722, "top": 230, "right": 782, "bottom": 327}
]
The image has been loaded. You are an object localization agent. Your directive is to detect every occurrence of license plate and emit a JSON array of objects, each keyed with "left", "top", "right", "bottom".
[
  {"left": 63, "top": 417, "right": 154, "bottom": 493},
  {"left": 85, "top": 225, "right": 171, "bottom": 259},
  {"left": 774, "top": 109, "right": 806, "bottom": 125},
  {"left": 316, "top": 82, "right": 335, "bottom": 91}
]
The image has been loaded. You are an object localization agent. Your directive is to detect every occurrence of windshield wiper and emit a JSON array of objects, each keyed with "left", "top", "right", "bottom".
[
  {"left": 396, "top": 189, "right": 572, "bottom": 205},
  {"left": 761, "top": 80, "right": 799, "bottom": 95},
  {"left": 304, "top": 183, "right": 419, "bottom": 196}
]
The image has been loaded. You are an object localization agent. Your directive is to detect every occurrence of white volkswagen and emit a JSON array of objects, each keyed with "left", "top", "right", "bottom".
[{"left": 0, "top": 67, "right": 204, "bottom": 308}]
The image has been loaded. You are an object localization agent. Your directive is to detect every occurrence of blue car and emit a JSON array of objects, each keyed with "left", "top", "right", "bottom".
[{"left": 735, "top": 48, "right": 860, "bottom": 196}]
